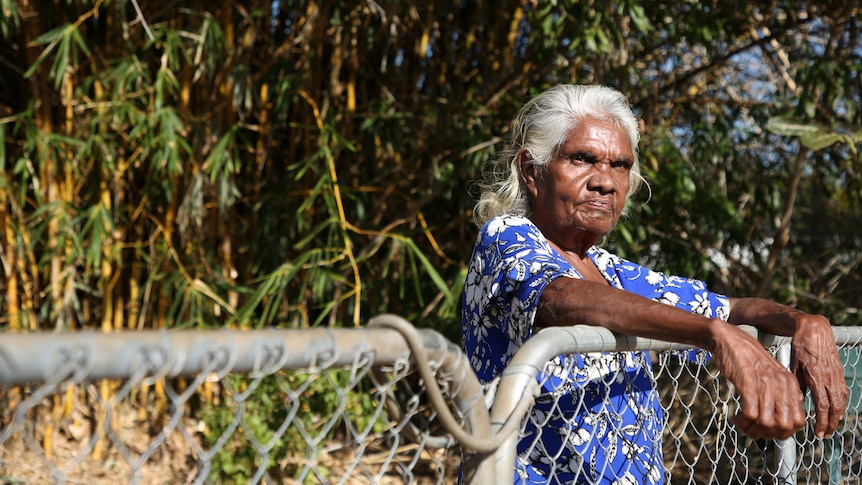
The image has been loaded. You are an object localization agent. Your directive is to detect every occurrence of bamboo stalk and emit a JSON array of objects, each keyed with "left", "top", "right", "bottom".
[
  {"left": 218, "top": 0, "right": 239, "bottom": 328},
  {"left": 0, "top": 188, "right": 23, "bottom": 417},
  {"left": 0, "top": 198, "right": 31, "bottom": 334},
  {"left": 101, "top": 184, "right": 114, "bottom": 333},
  {"left": 92, "top": 379, "right": 110, "bottom": 459},
  {"left": 129, "top": 234, "right": 142, "bottom": 330},
  {"left": 0, "top": 190, "right": 19, "bottom": 331},
  {"left": 61, "top": 68, "right": 76, "bottom": 330},
  {"left": 251, "top": 82, "right": 270, "bottom": 269}
]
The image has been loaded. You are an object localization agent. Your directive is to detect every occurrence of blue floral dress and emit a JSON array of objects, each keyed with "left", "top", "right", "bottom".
[{"left": 461, "top": 215, "right": 730, "bottom": 484}]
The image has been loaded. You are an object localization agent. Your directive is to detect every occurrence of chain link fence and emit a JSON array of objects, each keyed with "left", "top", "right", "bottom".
[{"left": 1, "top": 315, "right": 860, "bottom": 484}]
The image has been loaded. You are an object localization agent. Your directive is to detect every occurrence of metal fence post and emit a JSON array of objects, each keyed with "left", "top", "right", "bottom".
[
  {"left": 489, "top": 324, "right": 769, "bottom": 483},
  {"left": 758, "top": 332, "right": 798, "bottom": 484},
  {"left": 367, "top": 314, "right": 497, "bottom": 484},
  {"left": 774, "top": 343, "right": 797, "bottom": 483}
]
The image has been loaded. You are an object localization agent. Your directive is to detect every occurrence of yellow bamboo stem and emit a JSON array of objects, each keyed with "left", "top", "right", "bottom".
[
  {"left": 0, "top": 190, "right": 20, "bottom": 331},
  {"left": 61, "top": 69, "right": 75, "bottom": 330},
  {"left": 16, "top": 222, "right": 38, "bottom": 330},
  {"left": 296, "top": 90, "right": 363, "bottom": 327},
  {"left": 251, "top": 82, "right": 270, "bottom": 268},
  {"left": 137, "top": 381, "right": 149, "bottom": 422},
  {"left": 92, "top": 379, "right": 110, "bottom": 459},
  {"left": 155, "top": 379, "right": 166, "bottom": 417},
  {"left": 63, "top": 385, "right": 74, "bottom": 418}
]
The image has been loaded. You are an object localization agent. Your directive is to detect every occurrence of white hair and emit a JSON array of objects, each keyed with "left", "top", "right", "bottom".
[{"left": 473, "top": 84, "right": 646, "bottom": 226}]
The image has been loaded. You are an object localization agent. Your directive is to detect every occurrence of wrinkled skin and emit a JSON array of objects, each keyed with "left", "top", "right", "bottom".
[
  {"left": 727, "top": 299, "right": 849, "bottom": 438},
  {"left": 790, "top": 314, "right": 849, "bottom": 437},
  {"left": 711, "top": 323, "right": 807, "bottom": 440}
]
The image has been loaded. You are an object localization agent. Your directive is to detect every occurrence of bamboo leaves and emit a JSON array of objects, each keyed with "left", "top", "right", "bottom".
[
  {"left": 203, "top": 124, "right": 241, "bottom": 214},
  {"left": 24, "top": 23, "right": 91, "bottom": 88},
  {"left": 149, "top": 107, "right": 188, "bottom": 182},
  {"left": 0, "top": 0, "right": 20, "bottom": 38}
]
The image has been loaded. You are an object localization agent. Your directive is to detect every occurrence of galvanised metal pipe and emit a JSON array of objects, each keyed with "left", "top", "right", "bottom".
[
  {"left": 830, "top": 327, "right": 862, "bottom": 347},
  {"left": 774, "top": 343, "right": 797, "bottom": 483},
  {"left": 488, "top": 324, "right": 763, "bottom": 482},
  {"left": 0, "top": 326, "right": 459, "bottom": 385}
]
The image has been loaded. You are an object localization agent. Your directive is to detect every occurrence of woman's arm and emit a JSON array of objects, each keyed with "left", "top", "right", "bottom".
[
  {"left": 538, "top": 277, "right": 724, "bottom": 346},
  {"left": 728, "top": 297, "right": 849, "bottom": 438},
  {"left": 536, "top": 277, "right": 809, "bottom": 439}
]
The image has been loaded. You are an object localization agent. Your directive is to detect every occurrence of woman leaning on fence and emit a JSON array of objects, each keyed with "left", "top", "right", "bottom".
[{"left": 460, "top": 84, "right": 849, "bottom": 484}]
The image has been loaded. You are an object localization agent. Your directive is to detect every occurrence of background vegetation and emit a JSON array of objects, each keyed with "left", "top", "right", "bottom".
[
  {"left": 1, "top": 1, "right": 860, "bottom": 482},
  {"left": 1, "top": 1, "right": 860, "bottom": 336}
]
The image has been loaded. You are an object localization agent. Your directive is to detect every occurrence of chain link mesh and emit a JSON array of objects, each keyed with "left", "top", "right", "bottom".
[
  {"left": 0, "top": 329, "right": 464, "bottom": 484},
  {"left": 656, "top": 348, "right": 787, "bottom": 484},
  {"left": 1, "top": 325, "right": 860, "bottom": 484}
]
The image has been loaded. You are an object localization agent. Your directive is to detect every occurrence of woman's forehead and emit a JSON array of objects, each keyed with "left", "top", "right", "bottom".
[{"left": 561, "top": 118, "right": 633, "bottom": 154}]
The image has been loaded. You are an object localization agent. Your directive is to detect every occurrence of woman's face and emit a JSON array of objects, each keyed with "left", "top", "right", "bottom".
[{"left": 521, "top": 116, "right": 634, "bottom": 251}]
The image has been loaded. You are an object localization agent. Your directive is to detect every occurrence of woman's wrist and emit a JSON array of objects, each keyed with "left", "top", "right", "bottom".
[{"left": 705, "top": 317, "right": 744, "bottom": 353}]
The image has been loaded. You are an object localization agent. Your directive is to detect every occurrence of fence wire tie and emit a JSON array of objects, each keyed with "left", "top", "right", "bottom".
[
  {"left": 206, "top": 329, "right": 239, "bottom": 379},
  {"left": 482, "top": 376, "right": 501, "bottom": 411},
  {"left": 131, "top": 336, "right": 173, "bottom": 386},
  {"left": 250, "top": 332, "right": 289, "bottom": 377},
  {"left": 308, "top": 328, "right": 339, "bottom": 372},
  {"left": 348, "top": 350, "right": 375, "bottom": 385},
  {"left": 49, "top": 340, "right": 94, "bottom": 385}
]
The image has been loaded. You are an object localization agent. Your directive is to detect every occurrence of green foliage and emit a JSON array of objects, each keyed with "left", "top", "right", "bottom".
[
  {"left": 199, "top": 371, "right": 389, "bottom": 483},
  {"left": 766, "top": 116, "right": 859, "bottom": 155},
  {"left": 24, "top": 23, "right": 91, "bottom": 88}
]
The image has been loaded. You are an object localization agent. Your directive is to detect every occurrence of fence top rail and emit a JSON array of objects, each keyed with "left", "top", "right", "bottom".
[
  {"left": 0, "top": 323, "right": 450, "bottom": 386},
  {"left": 832, "top": 326, "right": 862, "bottom": 346},
  {"left": 6, "top": 323, "right": 859, "bottom": 388},
  {"left": 487, "top": 324, "right": 793, "bottom": 437},
  {"left": 0, "top": 315, "right": 498, "bottom": 482},
  {"left": 489, "top": 324, "right": 798, "bottom": 419}
]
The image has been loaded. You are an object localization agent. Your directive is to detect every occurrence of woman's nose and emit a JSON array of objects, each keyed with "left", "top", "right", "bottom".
[{"left": 587, "top": 162, "right": 617, "bottom": 193}]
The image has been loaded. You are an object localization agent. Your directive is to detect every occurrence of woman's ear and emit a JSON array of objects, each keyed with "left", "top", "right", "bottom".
[{"left": 518, "top": 150, "right": 539, "bottom": 198}]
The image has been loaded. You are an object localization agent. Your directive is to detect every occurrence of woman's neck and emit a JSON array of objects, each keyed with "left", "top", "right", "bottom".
[{"left": 545, "top": 240, "right": 608, "bottom": 284}]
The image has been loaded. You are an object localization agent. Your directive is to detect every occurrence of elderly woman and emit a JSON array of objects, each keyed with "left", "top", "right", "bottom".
[{"left": 461, "top": 84, "right": 848, "bottom": 484}]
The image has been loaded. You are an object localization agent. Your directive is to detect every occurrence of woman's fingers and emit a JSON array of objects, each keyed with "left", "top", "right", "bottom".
[
  {"left": 714, "top": 324, "right": 807, "bottom": 439},
  {"left": 792, "top": 315, "right": 849, "bottom": 437},
  {"left": 730, "top": 373, "right": 805, "bottom": 440}
]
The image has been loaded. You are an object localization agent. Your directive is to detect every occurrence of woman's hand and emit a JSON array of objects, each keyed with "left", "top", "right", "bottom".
[
  {"left": 710, "top": 322, "right": 807, "bottom": 440},
  {"left": 727, "top": 298, "right": 849, "bottom": 439},
  {"left": 791, "top": 313, "right": 849, "bottom": 437}
]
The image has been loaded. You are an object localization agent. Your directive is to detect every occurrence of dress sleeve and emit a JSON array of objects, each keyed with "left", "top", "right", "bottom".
[
  {"left": 607, "top": 254, "right": 731, "bottom": 321},
  {"left": 461, "top": 215, "right": 576, "bottom": 382}
]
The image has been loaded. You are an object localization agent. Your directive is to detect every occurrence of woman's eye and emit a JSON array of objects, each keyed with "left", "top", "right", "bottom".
[{"left": 568, "top": 152, "right": 592, "bottom": 163}]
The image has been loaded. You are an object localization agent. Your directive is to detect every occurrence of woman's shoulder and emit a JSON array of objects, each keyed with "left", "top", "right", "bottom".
[
  {"left": 479, "top": 214, "right": 538, "bottom": 239},
  {"left": 475, "top": 215, "right": 545, "bottom": 250},
  {"left": 474, "top": 215, "right": 571, "bottom": 267}
]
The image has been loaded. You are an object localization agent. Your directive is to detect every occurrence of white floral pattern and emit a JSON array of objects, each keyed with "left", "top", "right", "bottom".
[{"left": 461, "top": 215, "right": 729, "bottom": 484}]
